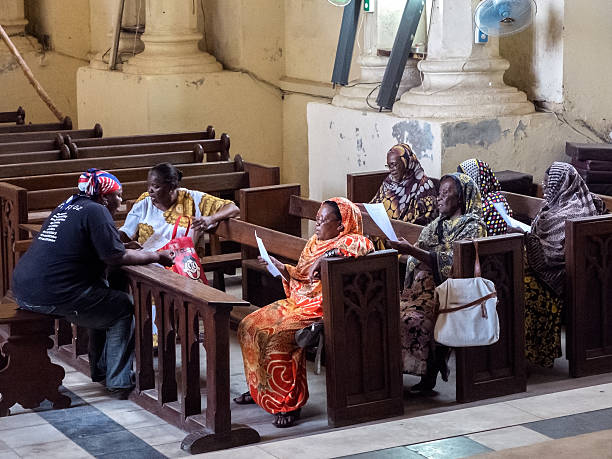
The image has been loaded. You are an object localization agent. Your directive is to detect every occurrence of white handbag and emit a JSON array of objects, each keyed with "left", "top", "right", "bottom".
[{"left": 434, "top": 241, "right": 500, "bottom": 347}]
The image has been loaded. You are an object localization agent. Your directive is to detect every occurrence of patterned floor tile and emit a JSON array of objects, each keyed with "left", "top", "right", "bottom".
[
  {"left": 524, "top": 407, "right": 612, "bottom": 439},
  {"left": 407, "top": 437, "right": 493, "bottom": 459}
]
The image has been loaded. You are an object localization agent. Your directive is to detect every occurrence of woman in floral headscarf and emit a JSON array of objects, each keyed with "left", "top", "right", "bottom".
[
  {"left": 512, "top": 162, "right": 606, "bottom": 367},
  {"left": 235, "top": 198, "right": 374, "bottom": 427},
  {"left": 458, "top": 158, "right": 512, "bottom": 235},
  {"left": 389, "top": 173, "right": 487, "bottom": 392},
  {"left": 370, "top": 144, "right": 437, "bottom": 240}
]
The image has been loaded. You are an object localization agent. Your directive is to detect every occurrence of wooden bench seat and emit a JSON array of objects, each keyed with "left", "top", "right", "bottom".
[{"left": 0, "top": 301, "right": 71, "bottom": 416}]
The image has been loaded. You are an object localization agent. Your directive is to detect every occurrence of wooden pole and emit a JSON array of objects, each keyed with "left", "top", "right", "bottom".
[
  {"left": 108, "top": 0, "right": 126, "bottom": 71},
  {"left": 0, "top": 24, "right": 65, "bottom": 121}
]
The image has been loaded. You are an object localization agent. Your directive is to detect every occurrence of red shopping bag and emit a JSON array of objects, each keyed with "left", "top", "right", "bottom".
[{"left": 158, "top": 217, "right": 208, "bottom": 284}]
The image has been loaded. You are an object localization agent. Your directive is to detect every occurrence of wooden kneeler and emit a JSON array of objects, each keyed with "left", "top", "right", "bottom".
[{"left": 0, "top": 302, "right": 71, "bottom": 416}]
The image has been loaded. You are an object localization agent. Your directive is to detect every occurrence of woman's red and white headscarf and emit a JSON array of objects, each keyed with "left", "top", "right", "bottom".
[{"left": 78, "top": 168, "right": 122, "bottom": 196}]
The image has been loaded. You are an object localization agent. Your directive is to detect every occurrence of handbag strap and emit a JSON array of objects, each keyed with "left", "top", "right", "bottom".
[
  {"left": 474, "top": 240, "right": 482, "bottom": 278},
  {"left": 171, "top": 216, "right": 191, "bottom": 239},
  {"left": 437, "top": 291, "right": 497, "bottom": 318}
]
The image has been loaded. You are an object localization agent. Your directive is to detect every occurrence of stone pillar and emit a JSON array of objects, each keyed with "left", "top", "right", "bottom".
[
  {"left": 393, "top": 0, "right": 534, "bottom": 118},
  {"left": 0, "top": 0, "right": 28, "bottom": 36},
  {"left": 332, "top": 5, "right": 422, "bottom": 111},
  {"left": 123, "top": 0, "right": 221, "bottom": 75}
]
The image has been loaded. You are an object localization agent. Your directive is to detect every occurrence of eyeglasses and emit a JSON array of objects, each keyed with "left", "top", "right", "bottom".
[
  {"left": 385, "top": 162, "right": 401, "bottom": 169},
  {"left": 315, "top": 216, "right": 340, "bottom": 226}
]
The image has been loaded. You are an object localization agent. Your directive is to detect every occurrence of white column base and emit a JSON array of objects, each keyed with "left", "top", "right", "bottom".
[
  {"left": 332, "top": 57, "right": 421, "bottom": 111},
  {"left": 122, "top": 31, "right": 221, "bottom": 75},
  {"left": 1, "top": 18, "right": 27, "bottom": 35}
]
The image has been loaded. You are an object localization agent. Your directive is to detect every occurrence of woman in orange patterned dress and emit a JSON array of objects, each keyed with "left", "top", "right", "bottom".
[{"left": 235, "top": 197, "right": 374, "bottom": 428}]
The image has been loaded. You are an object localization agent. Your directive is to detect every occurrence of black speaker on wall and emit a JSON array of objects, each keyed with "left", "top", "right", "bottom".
[
  {"left": 376, "top": 0, "right": 425, "bottom": 110},
  {"left": 331, "top": 0, "right": 363, "bottom": 87}
]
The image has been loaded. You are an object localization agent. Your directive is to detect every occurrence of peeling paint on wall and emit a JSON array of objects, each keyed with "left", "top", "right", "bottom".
[
  {"left": 514, "top": 120, "right": 527, "bottom": 142},
  {"left": 356, "top": 127, "right": 367, "bottom": 167},
  {"left": 442, "top": 120, "right": 502, "bottom": 149},
  {"left": 391, "top": 120, "right": 434, "bottom": 160}
]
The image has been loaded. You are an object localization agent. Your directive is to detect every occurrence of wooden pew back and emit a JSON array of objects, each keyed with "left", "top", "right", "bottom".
[
  {"left": 565, "top": 214, "right": 612, "bottom": 377},
  {"left": 65, "top": 125, "right": 215, "bottom": 148},
  {"left": 0, "top": 124, "right": 102, "bottom": 144},
  {"left": 0, "top": 107, "right": 25, "bottom": 124},
  {"left": 453, "top": 234, "right": 526, "bottom": 402},
  {"left": 0, "top": 116, "right": 71, "bottom": 134}
]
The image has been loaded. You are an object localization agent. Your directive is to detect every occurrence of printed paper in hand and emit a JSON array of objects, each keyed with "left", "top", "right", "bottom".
[
  {"left": 255, "top": 231, "right": 288, "bottom": 281},
  {"left": 493, "top": 202, "right": 531, "bottom": 232},
  {"left": 363, "top": 203, "right": 399, "bottom": 242}
]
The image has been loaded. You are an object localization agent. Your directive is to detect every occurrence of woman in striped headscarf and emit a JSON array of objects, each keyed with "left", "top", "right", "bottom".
[{"left": 516, "top": 162, "right": 606, "bottom": 367}]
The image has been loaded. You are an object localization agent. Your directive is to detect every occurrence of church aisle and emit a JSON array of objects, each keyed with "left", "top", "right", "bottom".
[{"left": 202, "top": 382, "right": 612, "bottom": 459}]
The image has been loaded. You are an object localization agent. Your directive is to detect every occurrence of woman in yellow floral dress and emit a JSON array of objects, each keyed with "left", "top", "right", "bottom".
[
  {"left": 235, "top": 198, "right": 374, "bottom": 428},
  {"left": 119, "top": 163, "right": 239, "bottom": 345},
  {"left": 119, "top": 163, "right": 239, "bottom": 252}
]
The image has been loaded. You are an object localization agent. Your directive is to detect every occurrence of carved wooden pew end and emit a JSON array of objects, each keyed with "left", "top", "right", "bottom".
[{"left": 0, "top": 302, "right": 71, "bottom": 416}]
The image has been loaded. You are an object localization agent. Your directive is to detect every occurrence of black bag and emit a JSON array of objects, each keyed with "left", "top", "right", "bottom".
[{"left": 295, "top": 321, "right": 324, "bottom": 348}]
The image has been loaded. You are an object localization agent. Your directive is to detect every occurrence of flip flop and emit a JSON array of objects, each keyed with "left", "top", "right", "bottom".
[
  {"left": 233, "top": 391, "right": 255, "bottom": 405},
  {"left": 272, "top": 408, "right": 301, "bottom": 428}
]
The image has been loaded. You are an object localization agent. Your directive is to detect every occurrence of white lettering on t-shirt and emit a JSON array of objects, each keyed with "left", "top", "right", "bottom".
[{"left": 38, "top": 212, "right": 68, "bottom": 243}]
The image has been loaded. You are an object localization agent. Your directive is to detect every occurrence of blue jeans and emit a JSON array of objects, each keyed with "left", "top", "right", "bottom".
[{"left": 16, "top": 281, "right": 135, "bottom": 389}]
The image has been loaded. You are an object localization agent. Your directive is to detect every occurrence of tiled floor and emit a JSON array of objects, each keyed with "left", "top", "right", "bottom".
[
  {"left": 2, "top": 277, "right": 612, "bottom": 458},
  {"left": 3, "top": 361, "right": 612, "bottom": 458}
]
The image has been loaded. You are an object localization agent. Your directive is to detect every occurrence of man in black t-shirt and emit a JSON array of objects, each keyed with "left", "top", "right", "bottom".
[{"left": 13, "top": 169, "right": 173, "bottom": 395}]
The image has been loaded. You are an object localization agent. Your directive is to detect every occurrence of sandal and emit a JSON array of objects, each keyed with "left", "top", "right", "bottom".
[
  {"left": 233, "top": 391, "right": 255, "bottom": 405},
  {"left": 272, "top": 408, "right": 301, "bottom": 428}
]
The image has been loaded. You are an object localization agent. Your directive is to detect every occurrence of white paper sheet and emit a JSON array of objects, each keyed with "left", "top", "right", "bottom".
[
  {"left": 255, "top": 231, "right": 287, "bottom": 281},
  {"left": 363, "top": 203, "right": 399, "bottom": 242},
  {"left": 493, "top": 202, "right": 531, "bottom": 232}
]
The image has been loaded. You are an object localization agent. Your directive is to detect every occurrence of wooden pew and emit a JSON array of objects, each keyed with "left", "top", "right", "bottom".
[
  {"left": 68, "top": 134, "right": 231, "bottom": 162},
  {"left": 0, "top": 136, "right": 228, "bottom": 166},
  {"left": 0, "top": 116, "right": 71, "bottom": 134},
  {"left": 0, "top": 123, "right": 102, "bottom": 143},
  {"left": 0, "top": 135, "right": 65, "bottom": 154},
  {"left": 238, "top": 184, "right": 526, "bottom": 404},
  {"left": 215, "top": 218, "right": 403, "bottom": 428},
  {"left": 65, "top": 125, "right": 215, "bottom": 148},
  {"left": 0, "top": 301, "right": 71, "bottom": 416},
  {"left": 0, "top": 126, "right": 214, "bottom": 155},
  {"left": 121, "top": 264, "right": 260, "bottom": 453},
  {"left": 0, "top": 147, "right": 205, "bottom": 179},
  {"left": 0, "top": 107, "right": 25, "bottom": 125}
]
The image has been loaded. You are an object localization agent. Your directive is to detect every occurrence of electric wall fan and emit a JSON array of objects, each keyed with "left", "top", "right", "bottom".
[
  {"left": 475, "top": 0, "right": 536, "bottom": 37},
  {"left": 328, "top": 0, "right": 352, "bottom": 6}
]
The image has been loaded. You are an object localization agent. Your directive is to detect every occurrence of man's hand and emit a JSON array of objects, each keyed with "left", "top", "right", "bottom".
[{"left": 157, "top": 250, "right": 175, "bottom": 267}]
